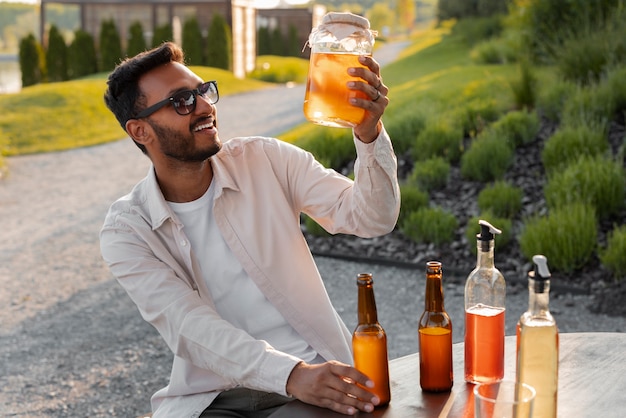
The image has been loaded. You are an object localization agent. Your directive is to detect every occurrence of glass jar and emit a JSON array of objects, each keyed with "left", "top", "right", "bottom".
[{"left": 303, "top": 12, "right": 376, "bottom": 128}]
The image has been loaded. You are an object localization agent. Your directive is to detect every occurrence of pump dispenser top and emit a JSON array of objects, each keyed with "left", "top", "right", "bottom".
[
  {"left": 477, "top": 220, "right": 501, "bottom": 251},
  {"left": 530, "top": 254, "right": 551, "bottom": 293}
]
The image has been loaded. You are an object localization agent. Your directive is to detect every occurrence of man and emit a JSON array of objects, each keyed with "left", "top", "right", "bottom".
[{"left": 101, "top": 42, "right": 399, "bottom": 417}]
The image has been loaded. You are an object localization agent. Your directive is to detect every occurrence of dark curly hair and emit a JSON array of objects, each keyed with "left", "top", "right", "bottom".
[{"left": 103, "top": 42, "right": 185, "bottom": 153}]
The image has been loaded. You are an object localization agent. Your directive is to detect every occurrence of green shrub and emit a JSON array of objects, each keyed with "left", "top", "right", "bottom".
[
  {"left": 46, "top": 24, "right": 68, "bottom": 82},
  {"left": 126, "top": 21, "right": 147, "bottom": 58},
  {"left": 509, "top": 59, "right": 537, "bottom": 111},
  {"left": 556, "top": 31, "right": 609, "bottom": 86},
  {"left": 460, "top": 130, "right": 514, "bottom": 182},
  {"left": 294, "top": 128, "right": 355, "bottom": 170},
  {"left": 398, "top": 185, "right": 429, "bottom": 226},
  {"left": 413, "top": 119, "right": 463, "bottom": 163},
  {"left": 545, "top": 156, "right": 625, "bottom": 220},
  {"left": 182, "top": 17, "right": 204, "bottom": 66},
  {"left": 401, "top": 206, "right": 458, "bottom": 245},
  {"left": 561, "top": 77, "right": 616, "bottom": 130},
  {"left": 604, "top": 66, "right": 626, "bottom": 119},
  {"left": 385, "top": 107, "right": 427, "bottom": 155},
  {"left": 248, "top": 57, "right": 308, "bottom": 84},
  {"left": 19, "top": 33, "right": 45, "bottom": 87},
  {"left": 491, "top": 109, "right": 539, "bottom": 148},
  {"left": 458, "top": 98, "right": 501, "bottom": 138},
  {"left": 451, "top": 16, "right": 504, "bottom": 45},
  {"left": 68, "top": 29, "right": 97, "bottom": 79},
  {"left": 477, "top": 181, "right": 523, "bottom": 218},
  {"left": 465, "top": 213, "right": 513, "bottom": 254},
  {"left": 541, "top": 125, "right": 609, "bottom": 175},
  {"left": 470, "top": 37, "right": 517, "bottom": 64},
  {"left": 207, "top": 13, "right": 232, "bottom": 70},
  {"left": 516, "top": 0, "right": 622, "bottom": 64},
  {"left": 599, "top": 225, "right": 626, "bottom": 280},
  {"left": 519, "top": 203, "right": 597, "bottom": 273},
  {"left": 152, "top": 23, "right": 173, "bottom": 47},
  {"left": 408, "top": 157, "right": 450, "bottom": 191},
  {"left": 536, "top": 78, "right": 576, "bottom": 122},
  {"left": 99, "top": 19, "right": 123, "bottom": 72}
]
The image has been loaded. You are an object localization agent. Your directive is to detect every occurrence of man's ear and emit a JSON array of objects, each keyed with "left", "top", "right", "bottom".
[{"left": 125, "top": 119, "right": 151, "bottom": 147}]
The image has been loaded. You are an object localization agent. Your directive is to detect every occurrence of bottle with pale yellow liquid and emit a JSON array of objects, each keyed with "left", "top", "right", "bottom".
[
  {"left": 352, "top": 273, "right": 391, "bottom": 406},
  {"left": 303, "top": 12, "right": 376, "bottom": 128},
  {"left": 516, "top": 255, "right": 559, "bottom": 418}
]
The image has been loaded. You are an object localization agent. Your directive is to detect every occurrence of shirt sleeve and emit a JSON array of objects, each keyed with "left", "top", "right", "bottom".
[
  {"left": 287, "top": 124, "right": 400, "bottom": 237},
  {"left": 100, "top": 213, "right": 301, "bottom": 396}
]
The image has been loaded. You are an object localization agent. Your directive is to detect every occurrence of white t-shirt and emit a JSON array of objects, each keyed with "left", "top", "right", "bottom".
[{"left": 168, "top": 181, "right": 320, "bottom": 363}]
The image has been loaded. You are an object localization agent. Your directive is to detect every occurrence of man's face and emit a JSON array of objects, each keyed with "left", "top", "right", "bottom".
[{"left": 138, "top": 62, "right": 221, "bottom": 162}]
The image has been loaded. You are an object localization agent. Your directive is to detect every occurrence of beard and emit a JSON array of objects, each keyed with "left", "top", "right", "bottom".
[{"left": 147, "top": 118, "right": 221, "bottom": 163}]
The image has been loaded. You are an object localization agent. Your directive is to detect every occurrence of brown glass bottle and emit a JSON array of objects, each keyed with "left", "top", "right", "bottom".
[
  {"left": 352, "top": 273, "right": 391, "bottom": 406},
  {"left": 418, "top": 261, "right": 453, "bottom": 392}
]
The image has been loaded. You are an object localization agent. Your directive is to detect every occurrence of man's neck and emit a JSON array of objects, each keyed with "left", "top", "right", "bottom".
[{"left": 155, "top": 159, "right": 213, "bottom": 203}]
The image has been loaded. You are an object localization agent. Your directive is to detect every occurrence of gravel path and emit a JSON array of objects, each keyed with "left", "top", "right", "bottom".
[{"left": 1, "top": 42, "right": 624, "bottom": 417}]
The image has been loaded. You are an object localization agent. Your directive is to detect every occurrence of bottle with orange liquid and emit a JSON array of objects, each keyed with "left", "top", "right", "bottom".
[
  {"left": 516, "top": 255, "right": 559, "bottom": 418},
  {"left": 352, "top": 273, "right": 391, "bottom": 406},
  {"left": 418, "top": 261, "right": 453, "bottom": 392},
  {"left": 303, "top": 12, "right": 376, "bottom": 128},
  {"left": 464, "top": 220, "right": 506, "bottom": 384}
]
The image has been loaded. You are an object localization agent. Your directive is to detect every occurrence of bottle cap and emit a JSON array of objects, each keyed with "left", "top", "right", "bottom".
[{"left": 529, "top": 255, "right": 551, "bottom": 292}]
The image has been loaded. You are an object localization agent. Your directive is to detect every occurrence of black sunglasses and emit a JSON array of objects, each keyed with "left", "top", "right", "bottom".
[{"left": 135, "top": 81, "right": 219, "bottom": 119}]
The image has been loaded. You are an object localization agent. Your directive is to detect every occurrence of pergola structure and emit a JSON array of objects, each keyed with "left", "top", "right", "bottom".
[{"left": 39, "top": 0, "right": 258, "bottom": 78}]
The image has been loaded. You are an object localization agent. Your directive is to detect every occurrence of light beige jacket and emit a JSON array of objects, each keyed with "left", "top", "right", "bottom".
[{"left": 100, "top": 129, "right": 400, "bottom": 418}]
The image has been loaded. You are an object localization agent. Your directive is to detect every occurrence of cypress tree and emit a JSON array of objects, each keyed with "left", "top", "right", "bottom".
[
  {"left": 68, "top": 29, "right": 97, "bottom": 79},
  {"left": 152, "top": 23, "right": 173, "bottom": 48},
  {"left": 257, "top": 26, "right": 271, "bottom": 55},
  {"left": 19, "top": 33, "right": 45, "bottom": 87},
  {"left": 46, "top": 24, "right": 68, "bottom": 82},
  {"left": 127, "top": 21, "right": 147, "bottom": 58},
  {"left": 286, "top": 24, "right": 302, "bottom": 57},
  {"left": 182, "top": 17, "right": 204, "bottom": 65},
  {"left": 99, "top": 19, "right": 123, "bottom": 72},
  {"left": 270, "top": 26, "right": 285, "bottom": 56},
  {"left": 206, "top": 14, "right": 231, "bottom": 70}
]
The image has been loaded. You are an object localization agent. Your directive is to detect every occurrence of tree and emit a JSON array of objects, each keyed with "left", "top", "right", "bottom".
[
  {"left": 206, "top": 13, "right": 231, "bottom": 70},
  {"left": 257, "top": 26, "right": 271, "bottom": 55},
  {"left": 46, "top": 24, "right": 68, "bottom": 82},
  {"left": 286, "top": 24, "right": 302, "bottom": 57},
  {"left": 395, "top": 0, "right": 416, "bottom": 34},
  {"left": 99, "top": 19, "right": 123, "bottom": 71},
  {"left": 367, "top": 3, "right": 395, "bottom": 35},
  {"left": 126, "top": 21, "right": 147, "bottom": 58},
  {"left": 182, "top": 17, "right": 204, "bottom": 65},
  {"left": 19, "top": 33, "right": 45, "bottom": 87},
  {"left": 68, "top": 29, "right": 97, "bottom": 79},
  {"left": 152, "top": 23, "right": 173, "bottom": 48},
  {"left": 270, "top": 26, "right": 284, "bottom": 56}
]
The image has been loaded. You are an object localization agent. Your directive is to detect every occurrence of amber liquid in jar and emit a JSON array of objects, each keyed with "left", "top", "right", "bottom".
[
  {"left": 464, "top": 304, "right": 505, "bottom": 383},
  {"left": 303, "top": 52, "right": 369, "bottom": 128}
]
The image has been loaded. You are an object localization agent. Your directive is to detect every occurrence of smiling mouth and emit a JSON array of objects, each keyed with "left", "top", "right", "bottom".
[{"left": 192, "top": 117, "right": 216, "bottom": 132}]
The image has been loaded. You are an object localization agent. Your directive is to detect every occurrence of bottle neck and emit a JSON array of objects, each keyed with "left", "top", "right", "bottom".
[
  {"left": 424, "top": 272, "right": 445, "bottom": 312},
  {"left": 527, "top": 278, "right": 552, "bottom": 316},
  {"left": 357, "top": 280, "right": 378, "bottom": 324},
  {"left": 476, "top": 239, "right": 495, "bottom": 268}
]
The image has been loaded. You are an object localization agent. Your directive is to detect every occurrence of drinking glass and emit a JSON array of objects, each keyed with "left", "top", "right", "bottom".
[{"left": 474, "top": 380, "right": 535, "bottom": 418}]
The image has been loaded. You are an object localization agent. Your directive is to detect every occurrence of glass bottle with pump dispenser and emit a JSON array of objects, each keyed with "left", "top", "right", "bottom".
[
  {"left": 464, "top": 220, "right": 506, "bottom": 384},
  {"left": 352, "top": 273, "right": 391, "bottom": 406},
  {"left": 516, "top": 255, "right": 559, "bottom": 418},
  {"left": 418, "top": 261, "right": 453, "bottom": 392}
]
